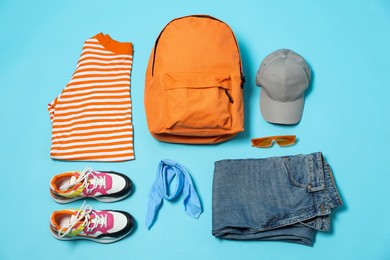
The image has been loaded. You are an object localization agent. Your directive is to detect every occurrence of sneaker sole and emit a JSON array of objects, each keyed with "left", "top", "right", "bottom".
[
  {"left": 51, "top": 191, "right": 131, "bottom": 204},
  {"left": 50, "top": 225, "right": 133, "bottom": 244}
]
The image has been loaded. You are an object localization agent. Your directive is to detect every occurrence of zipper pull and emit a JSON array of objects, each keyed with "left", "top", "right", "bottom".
[{"left": 225, "top": 89, "right": 234, "bottom": 103}]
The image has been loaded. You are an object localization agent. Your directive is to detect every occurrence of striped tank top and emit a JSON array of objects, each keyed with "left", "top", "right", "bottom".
[{"left": 48, "top": 33, "right": 135, "bottom": 162}]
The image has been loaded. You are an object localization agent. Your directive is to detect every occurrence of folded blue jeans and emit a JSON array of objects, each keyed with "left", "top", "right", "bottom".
[{"left": 212, "top": 152, "right": 342, "bottom": 246}]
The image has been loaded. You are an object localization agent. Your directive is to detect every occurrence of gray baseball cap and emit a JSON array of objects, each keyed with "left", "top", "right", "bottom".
[{"left": 256, "top": 49, "right": 311, "bottom": 125}]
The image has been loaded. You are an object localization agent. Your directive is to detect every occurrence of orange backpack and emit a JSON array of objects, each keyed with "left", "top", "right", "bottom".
[{"left": 145, "top": 15, "right": 245, "bottom": 144}]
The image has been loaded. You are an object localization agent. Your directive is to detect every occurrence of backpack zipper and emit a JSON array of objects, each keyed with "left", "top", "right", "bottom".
[{"left": 225, "top": 89, "right": 234, "bottom": 103}]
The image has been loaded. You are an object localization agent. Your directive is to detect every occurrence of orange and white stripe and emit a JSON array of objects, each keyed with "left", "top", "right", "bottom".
[{"left": 48, "top": 33, "right": 135, "bottom": 161}]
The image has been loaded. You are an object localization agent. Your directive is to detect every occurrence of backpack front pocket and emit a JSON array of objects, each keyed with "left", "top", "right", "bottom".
[{"left": 162, "top": 72, "right": 233, "bottom": 130}]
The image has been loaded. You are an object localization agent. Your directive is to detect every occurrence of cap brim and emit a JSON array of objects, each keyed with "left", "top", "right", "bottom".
[{"left": 260, "top": 90, "right": 304, "bottom": 125}]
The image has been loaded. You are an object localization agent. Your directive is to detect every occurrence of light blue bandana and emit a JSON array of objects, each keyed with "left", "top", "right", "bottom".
[{"left": 146, "top": 159, "right": 202, "bottom": 229}]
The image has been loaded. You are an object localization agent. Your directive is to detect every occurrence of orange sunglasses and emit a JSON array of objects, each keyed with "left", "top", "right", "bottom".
[{"left": 251, "top": 135, "right": 296, "bottom": 148}]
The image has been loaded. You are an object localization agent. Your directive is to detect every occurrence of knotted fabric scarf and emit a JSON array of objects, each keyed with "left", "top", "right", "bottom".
[{"left": 145, "top": 159, "right": 202, "bottom": 229}]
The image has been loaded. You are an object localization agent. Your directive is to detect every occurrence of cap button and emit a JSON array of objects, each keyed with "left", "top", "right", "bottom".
[{"left": 281, "top": 54, "right": 287, "bottom": 59}]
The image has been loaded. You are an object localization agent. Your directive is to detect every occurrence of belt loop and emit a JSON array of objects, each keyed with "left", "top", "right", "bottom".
[
  {"left": 307, "top": 183, "right": 325, "bottom": 192},
  {"left": 307, "top": 153, "right": 325, "bottom": 192}
]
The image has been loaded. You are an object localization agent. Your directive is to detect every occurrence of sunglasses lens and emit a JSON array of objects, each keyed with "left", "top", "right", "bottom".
[
  {"left": 252, "top": 138, "right": 273, "bottom": 147},
  {"left": 275, "top": 137, "right": 295, "bottom": 146}
]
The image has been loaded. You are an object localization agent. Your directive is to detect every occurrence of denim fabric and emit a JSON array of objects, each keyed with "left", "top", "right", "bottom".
[{"left": 212, "top": 152, "right": 342, "bottom": 246}]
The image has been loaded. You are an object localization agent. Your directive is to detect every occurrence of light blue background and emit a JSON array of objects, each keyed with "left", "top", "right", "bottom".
[{"left": 0, "top": 0, "right": 389, "bottom": 259}]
